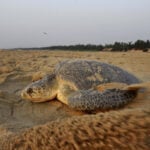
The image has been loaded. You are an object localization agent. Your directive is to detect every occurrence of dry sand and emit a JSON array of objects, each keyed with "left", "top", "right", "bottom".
[{"left": 0, "top": 50, "right": 150, "bottom": 149}]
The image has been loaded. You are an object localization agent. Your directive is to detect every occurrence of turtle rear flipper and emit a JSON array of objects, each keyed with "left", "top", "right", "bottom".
[
  {"left": 123, "top": 82, "right": 150, "bottom": 91},
  {"left": 68, "top": 88, "right": 140, "bottom": 111},
  {"left": 94, "top": 82, "right": 127, "bottom": 92},
  {"left": 95, "top": 82, "right": 149, "bottom": 92}
]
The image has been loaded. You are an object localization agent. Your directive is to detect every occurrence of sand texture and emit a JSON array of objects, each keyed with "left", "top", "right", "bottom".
[{"left": 0, "top": 50, "right": 150, "bottom": 149}]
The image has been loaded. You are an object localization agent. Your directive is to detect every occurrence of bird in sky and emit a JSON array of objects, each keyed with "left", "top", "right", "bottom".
[{"left": 43, "top": 32, "right": 47, "bottom": 35}]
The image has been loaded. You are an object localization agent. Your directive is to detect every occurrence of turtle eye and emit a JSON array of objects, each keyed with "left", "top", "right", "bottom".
[
  {"left": 27, "top": 88, "right": 33, "bottom": 94},
  {"left": 46, "top": 74, "right": 55, "bottom": 81}
]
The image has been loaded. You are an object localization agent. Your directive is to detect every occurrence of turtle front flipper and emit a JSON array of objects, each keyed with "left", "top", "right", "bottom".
[{"left": 67, "top": 87, "right": 141, "bottom": 111}]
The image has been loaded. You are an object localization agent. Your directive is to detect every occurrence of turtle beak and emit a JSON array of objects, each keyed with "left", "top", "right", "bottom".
[
  {"left": 21, "top": 87, "right": 32, "bottom": 99},
  {"left": 21, "top": 89, "right": 28, "bottom": 99},
  {"left": 21, "top": 87, "right": 50, "bottom": 102}
]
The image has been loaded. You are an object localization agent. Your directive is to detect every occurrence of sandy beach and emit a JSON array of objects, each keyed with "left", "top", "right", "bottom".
[{"left": 0, "top": 50, "right": 150, "bottom": 149}]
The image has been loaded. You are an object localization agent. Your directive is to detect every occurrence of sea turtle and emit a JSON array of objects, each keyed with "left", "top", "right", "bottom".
[{"left": 21, "top": 59, "right": 143, "bottom": 111}]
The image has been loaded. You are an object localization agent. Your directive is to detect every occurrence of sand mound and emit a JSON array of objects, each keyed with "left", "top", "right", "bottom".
[
  {"left": 1, "top": 108, "right": 150, "bottom": 150},
  {"left": 31, "top": 72, "right": 46, "bottom": 82},
  {"left": 0, "top": 50, "right": 150, "bottom": 149},
  {"left": 0, "top": 66, "right": 13, "bottom": 74}
]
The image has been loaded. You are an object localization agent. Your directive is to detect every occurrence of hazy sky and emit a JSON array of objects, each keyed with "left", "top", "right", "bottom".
[{"left": 0, "top": 0, "right": 150, "bottom": 48}]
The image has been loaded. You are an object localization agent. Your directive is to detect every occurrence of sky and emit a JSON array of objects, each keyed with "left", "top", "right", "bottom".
[{"left": 0, "top": 0, "right": 150, "bottom": 48}]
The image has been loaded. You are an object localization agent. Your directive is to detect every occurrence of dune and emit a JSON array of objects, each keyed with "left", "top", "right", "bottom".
[{"left": 0, "top": 50, "right": 150, "bottom": 149}]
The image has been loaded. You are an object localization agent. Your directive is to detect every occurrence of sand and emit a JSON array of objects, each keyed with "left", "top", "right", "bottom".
[{"left": 0, "top": 50, "right": 150, "bottom": 149}]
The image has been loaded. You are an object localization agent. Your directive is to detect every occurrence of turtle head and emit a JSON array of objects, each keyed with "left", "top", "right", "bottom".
[{"left": 21, "top": 74, "right": 58, "bottom": 102}]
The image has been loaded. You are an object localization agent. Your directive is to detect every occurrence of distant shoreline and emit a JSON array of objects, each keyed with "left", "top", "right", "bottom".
[{"left": 1, "top": 39, "right": 150, "bottom": 52}]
